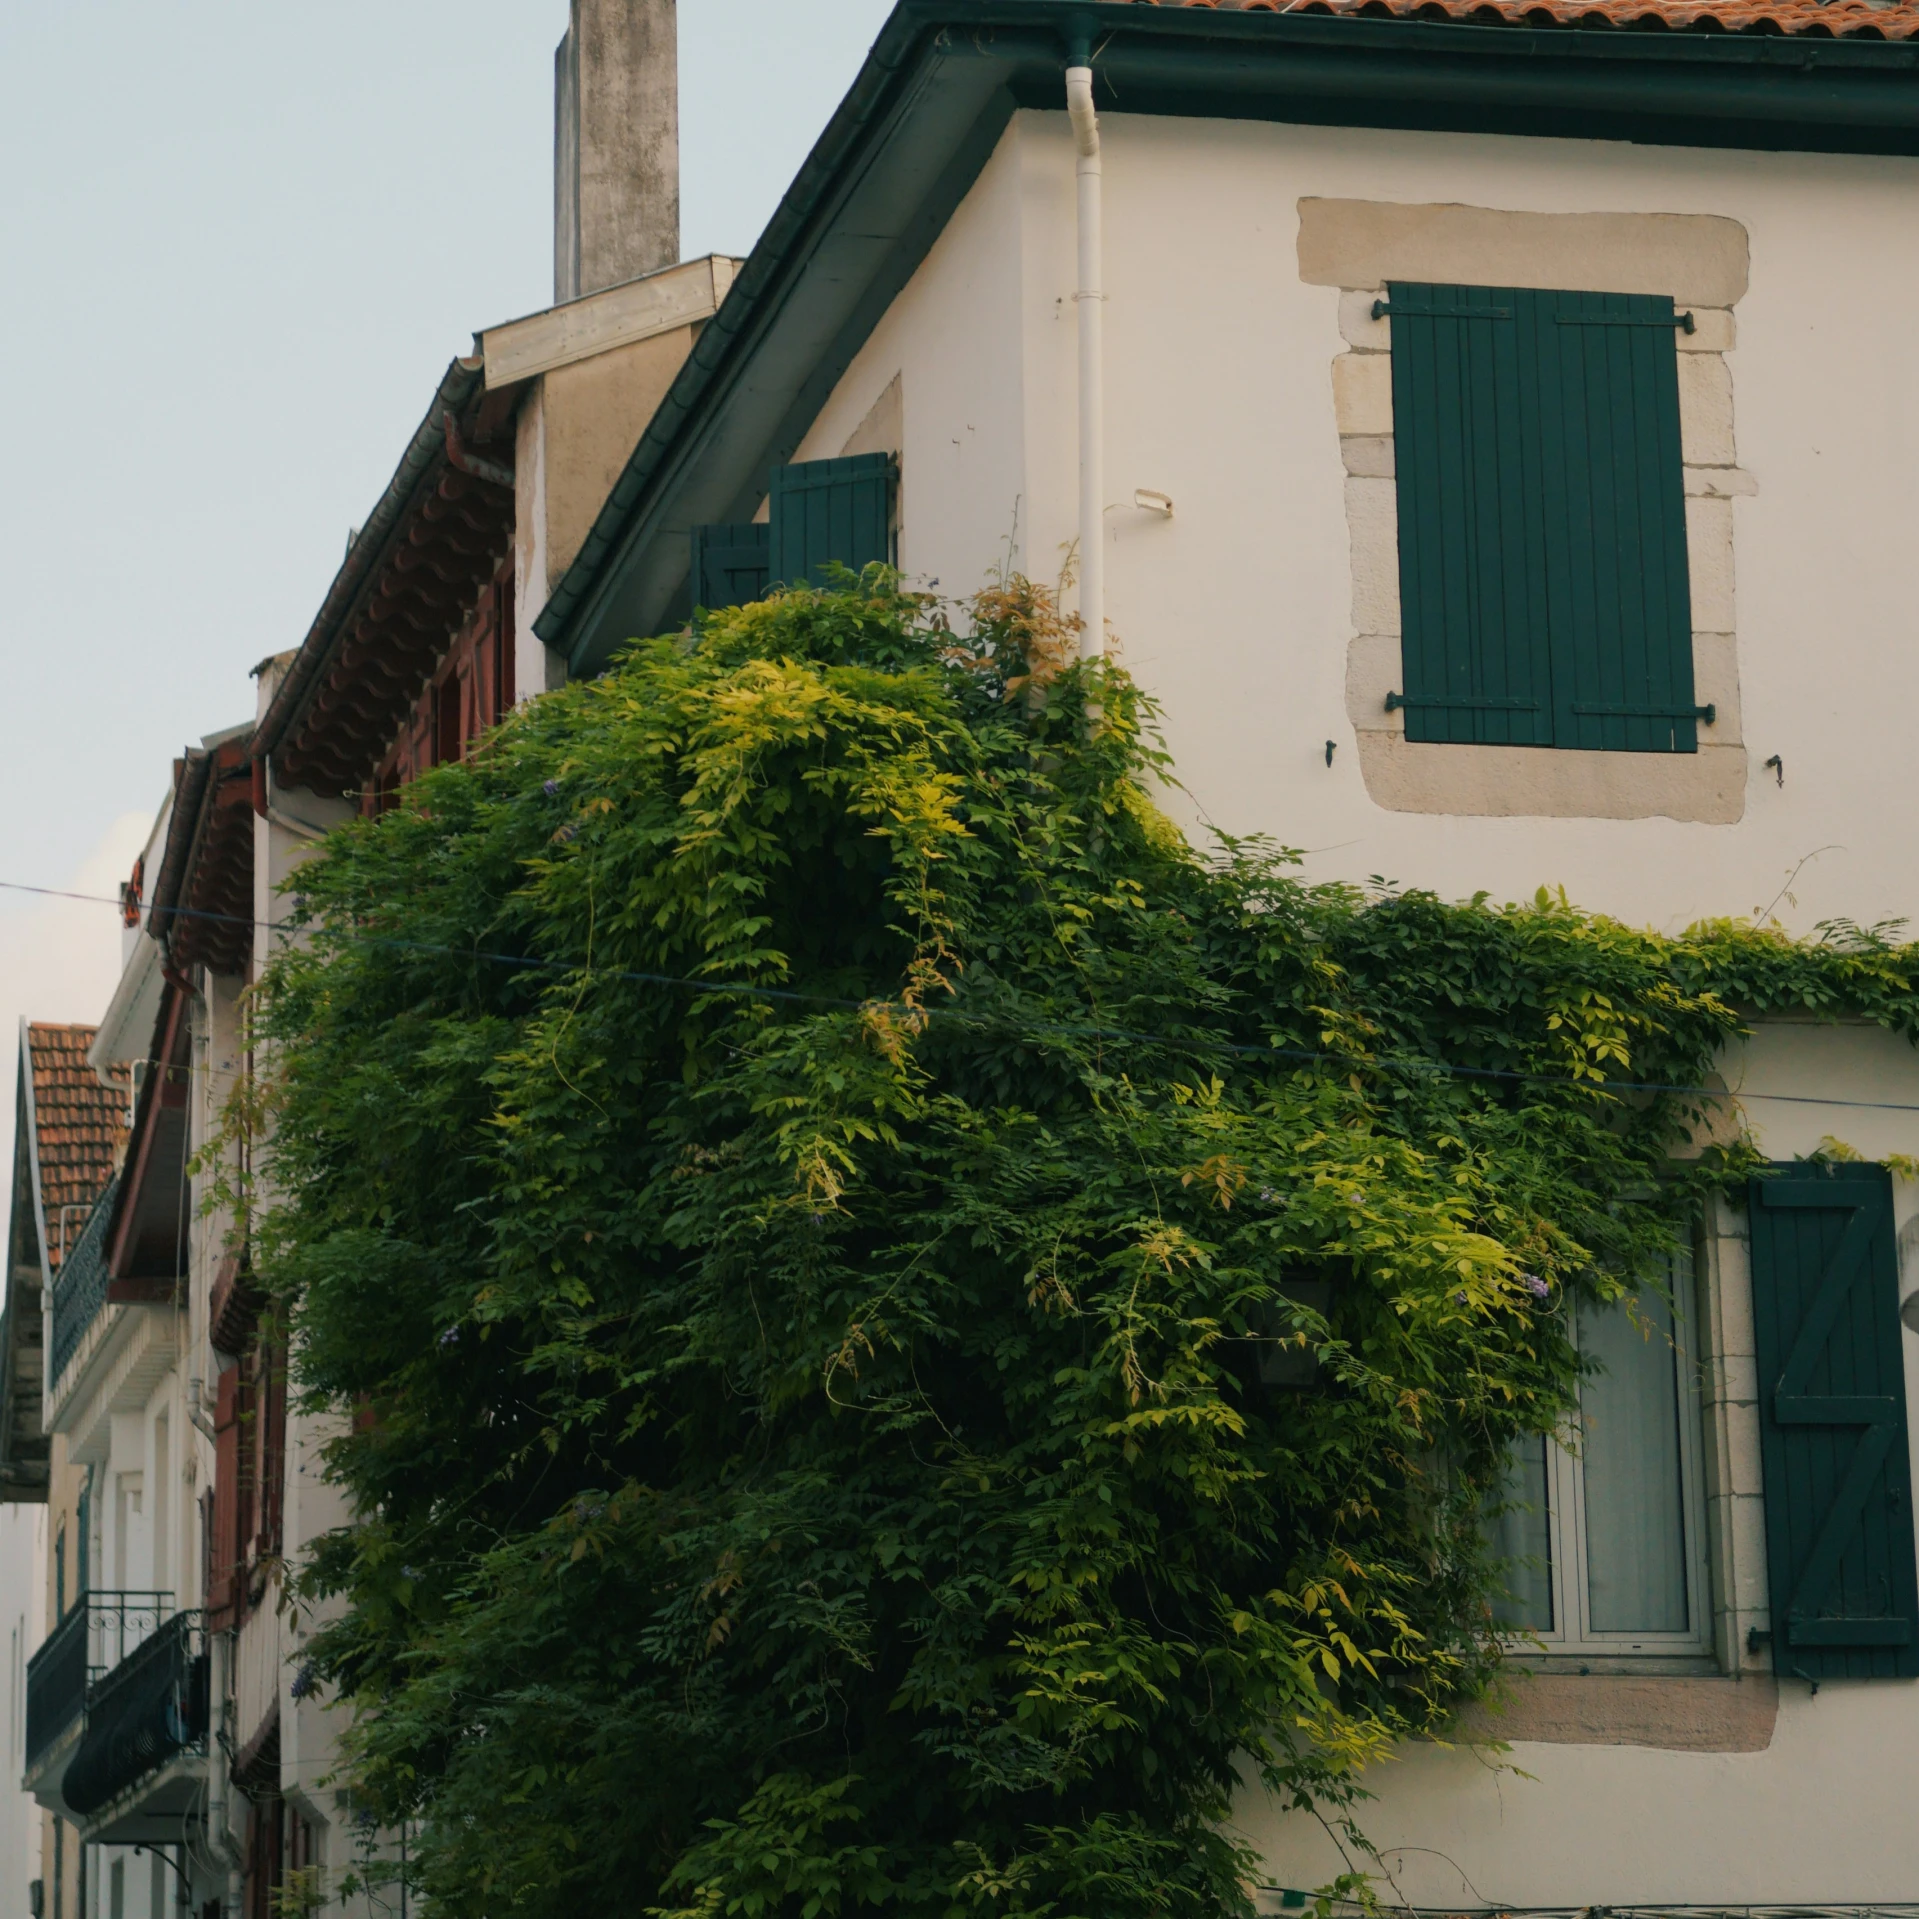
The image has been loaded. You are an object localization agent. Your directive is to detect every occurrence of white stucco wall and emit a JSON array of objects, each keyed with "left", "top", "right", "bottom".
[
  {"left": 802, "top": 108, "right": 1919, "bottom": 940},
  {"left": 0, "top": 1504, "right": 42, "bottom": 1917},
  {"left": 792, "top": 108, "right": 1919, "bottom": 1905}
]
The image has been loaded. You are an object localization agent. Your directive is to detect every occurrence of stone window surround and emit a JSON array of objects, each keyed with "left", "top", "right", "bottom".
[{"left": 1301, "top": 197, "right": 1756, "bottom": 824}]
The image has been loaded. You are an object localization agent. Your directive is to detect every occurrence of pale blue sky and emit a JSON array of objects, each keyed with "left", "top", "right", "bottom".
[{"left": 0, "top": 0, "right": 894, "bottom": 1162}]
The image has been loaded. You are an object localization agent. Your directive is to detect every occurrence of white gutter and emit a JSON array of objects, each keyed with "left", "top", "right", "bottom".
[{"left": 1066, "top": 60, "right": 1104, "bottom": 661}]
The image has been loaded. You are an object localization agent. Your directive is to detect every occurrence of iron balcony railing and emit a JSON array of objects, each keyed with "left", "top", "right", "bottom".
[
  {"left": 62, "top": 1609, "right": 207, "bottom": 1818},
  {"left": 24, "top": 1591, "right": 171, "bottom": 1771},
  {"left": 48, "top": 1180, "right": 117, "bottom": 1385}
]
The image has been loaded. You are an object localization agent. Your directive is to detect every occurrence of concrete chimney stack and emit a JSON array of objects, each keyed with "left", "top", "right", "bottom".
[{"left": 554, "top": 0, "right": 680, "bottom": 304}]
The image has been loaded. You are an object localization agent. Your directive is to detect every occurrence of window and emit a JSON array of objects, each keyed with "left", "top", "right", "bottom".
[
  {"left": 1387, "top": 282, "right": 1707, "bottom": 756},
  {"left": 690, "top": 452, "right": 897, "bottom": 611},
  {"left": 1486, "top": 1268, "right": 1710, "bottom": 1657}
]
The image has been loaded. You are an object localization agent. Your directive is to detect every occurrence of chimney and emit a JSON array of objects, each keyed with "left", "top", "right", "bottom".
[{"left": 553, "top": 0, "right": 680, "bottom": 304}]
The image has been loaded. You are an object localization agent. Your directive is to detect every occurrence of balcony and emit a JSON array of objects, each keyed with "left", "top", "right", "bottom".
[
  {"left": 26, "top": 1591, "right": 169, "bottom": 1775},
  {"left": 23, "top": 1595, "right": 207, "bottom": 1842},
  {"left": 48, "top": 1183, "right": 115, "bottom": 1387}
]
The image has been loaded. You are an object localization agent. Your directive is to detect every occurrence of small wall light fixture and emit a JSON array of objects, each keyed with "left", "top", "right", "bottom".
[
  {"left": 1133, "top": 488, "right": 1173, "bottom": 517},
  {"left": 1325, "top": 740, "right": 1337, "bottom": 767},
  {"left": 1764, "top": 754, "right": 1784, "bottom": 788}
]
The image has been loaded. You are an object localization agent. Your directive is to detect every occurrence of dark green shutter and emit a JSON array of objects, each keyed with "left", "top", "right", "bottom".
[
  {"left": 688, "top": 523, "right": 769, "bottom": 610},
  {"left": 1388, "top": 284, "right": 1551, "bottom": 748},
  {"left": 1387, "top": 282, "right": 1699, "bottom": 753},
  {"left": 1748, "top": 1164, "right": 1919, "bottom": 1681},
  {"left": 768, "top": 452, "right": 895, "bottom": 590}
]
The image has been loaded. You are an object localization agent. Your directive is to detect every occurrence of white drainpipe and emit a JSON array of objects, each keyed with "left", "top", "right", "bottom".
[{"left": 1066, "top": 57, "right": 1103, "bottom": 660}]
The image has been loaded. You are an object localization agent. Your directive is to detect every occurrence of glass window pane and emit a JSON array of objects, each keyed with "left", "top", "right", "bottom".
[
  {"left": 1485, "top": 1431, "right": 1554, "bottom": 1632},
  {"left": 1579, "top": 1290, "right": 1688, "bottom": 1633}
]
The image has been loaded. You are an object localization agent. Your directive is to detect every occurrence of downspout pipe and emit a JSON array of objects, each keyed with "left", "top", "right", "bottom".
[
  {"left": 1065, "top": 39, "right": 1103, "bottom": 661},
  {"left": 207, "top": 1629, "right": 244, "bottom": 1918}
]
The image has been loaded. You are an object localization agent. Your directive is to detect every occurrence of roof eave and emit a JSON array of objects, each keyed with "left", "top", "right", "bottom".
[
  {"left": 535, "top": 0, "right": 1919, "bottom": 674},
  {"left": 254, "top": 358, "right": 486, "bottom": 769}
]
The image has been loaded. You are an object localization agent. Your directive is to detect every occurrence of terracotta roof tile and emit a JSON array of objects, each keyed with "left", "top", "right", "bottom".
[
  {"left": 26, "top": 1023, "right": 128, "bottom": 1273},
  {"left": 1112, "top": 0, "right": 1919, "bottom": 41}
]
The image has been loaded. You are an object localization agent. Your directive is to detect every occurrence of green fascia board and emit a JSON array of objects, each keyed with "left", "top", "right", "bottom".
[{"left": 538, "top": 0, "right": 1919, "bottom": 676}]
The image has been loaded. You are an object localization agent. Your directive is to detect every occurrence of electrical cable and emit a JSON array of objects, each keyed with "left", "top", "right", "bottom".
[{"left": 9, "top": 879, "right": 1919, "bottom": 1116}]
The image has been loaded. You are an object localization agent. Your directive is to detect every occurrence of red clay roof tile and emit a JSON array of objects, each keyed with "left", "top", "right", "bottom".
[
  {"left": 26, "top": 1023, "right": 128, "bottom": 1273},
  {"left": 1112, "top": 0, "right": 1919, "bottom": 41}
]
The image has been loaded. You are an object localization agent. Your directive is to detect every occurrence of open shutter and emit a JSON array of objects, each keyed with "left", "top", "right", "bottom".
[
  {"left": 1748, "top": 1163, "right": 1919, "bottom": 1680},
  {"left": 768, "top": 452, "right": 896, "bottom": 591},
  {"left": 208, "top": 1368, "right": 242, "bottom": 1631},
  {"left": 689, "top": 523, "right": 770, "bottom": 610},
  {"left": 1387, "top": 282, "right": 1698, "bottom": 753}
]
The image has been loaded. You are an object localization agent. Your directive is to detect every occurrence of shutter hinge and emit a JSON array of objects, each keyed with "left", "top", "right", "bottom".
[
  {"left": 1385, "top": 692, "right": 1541, "bottom": 713},
  {"left": 1570, "top": 702, "right": 1716, "bottom": 724},
  {"left": 1371, "top": 300, "right": 1512, "bottom": 321},
  {"left": 1554, "top": 311, "right": 1697, "bottom": 333}
]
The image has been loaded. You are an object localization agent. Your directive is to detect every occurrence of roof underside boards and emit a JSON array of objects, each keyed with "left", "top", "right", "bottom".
[
  {"left": 535, "top": 0, "right": 1919, "bottom": 674},
  {"left": 106, "top": 988, "right": 191, "bottom": 1286},
  {"left": 255, "top": 360, "right": 516, "bottom": 800},
  {"left": 149, "top": 739, "right": 256, "bottom": 980}
]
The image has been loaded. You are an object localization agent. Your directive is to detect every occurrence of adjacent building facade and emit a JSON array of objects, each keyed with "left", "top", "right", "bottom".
[{"left": 4, "top": 9, "right": 720, "bottom": 1912}]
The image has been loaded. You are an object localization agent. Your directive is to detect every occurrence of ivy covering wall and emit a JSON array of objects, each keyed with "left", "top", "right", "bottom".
[{"left": 247, "top": 579, "right": 1919, "bottom": 1918}]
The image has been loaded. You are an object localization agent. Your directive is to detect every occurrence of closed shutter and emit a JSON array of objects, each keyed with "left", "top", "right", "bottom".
[
  {"left": 209, "top": 1368, "right": 243, "bottom": 1631},
  {"left": 1748, "top": 1163, "right": 1919, "bottom": 1680},
  {"left": 768, "top": 452, "right": 896, "bottom": 591},
  {"left": 689, "top": 523, "right": 770, "bottom": 611},
  {"left": 259, "top": 1339, "right": 287, "bottom": 1561},
  {"left": 1389, "top": 284, "right": 1551, "bottom": 748},
  {"left": 1387, "top": 282, "right": 1699, "bottom": 753}
]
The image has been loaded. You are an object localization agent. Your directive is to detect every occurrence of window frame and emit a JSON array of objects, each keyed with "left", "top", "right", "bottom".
[{"left": 1496, "top": 1257, "right": 1715, "bottom": 1662}]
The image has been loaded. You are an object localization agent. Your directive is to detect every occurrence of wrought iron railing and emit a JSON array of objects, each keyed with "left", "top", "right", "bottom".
[
  {"left": 48, "top": 1180, "right": 117, "bottom": 1385},
  {"left": 24, "top": 1590, "right": 171, "bottom": 1770},
  {"left": 61, "top": 1609, "right": 206, "bottom": 1818}
]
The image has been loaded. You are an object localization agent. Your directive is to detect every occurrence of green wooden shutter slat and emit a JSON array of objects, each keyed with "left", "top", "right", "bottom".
[
  {"left": 768, "top": 452, "right": 896, "bottom": 591},
  {"left": 1748, "top": 1165, "right": 1919, "bottom": 1681}
]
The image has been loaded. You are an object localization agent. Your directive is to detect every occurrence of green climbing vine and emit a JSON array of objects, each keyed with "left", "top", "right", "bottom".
[{"left": 243, "top": 575, "right": 1919, "bottom": 1919}]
